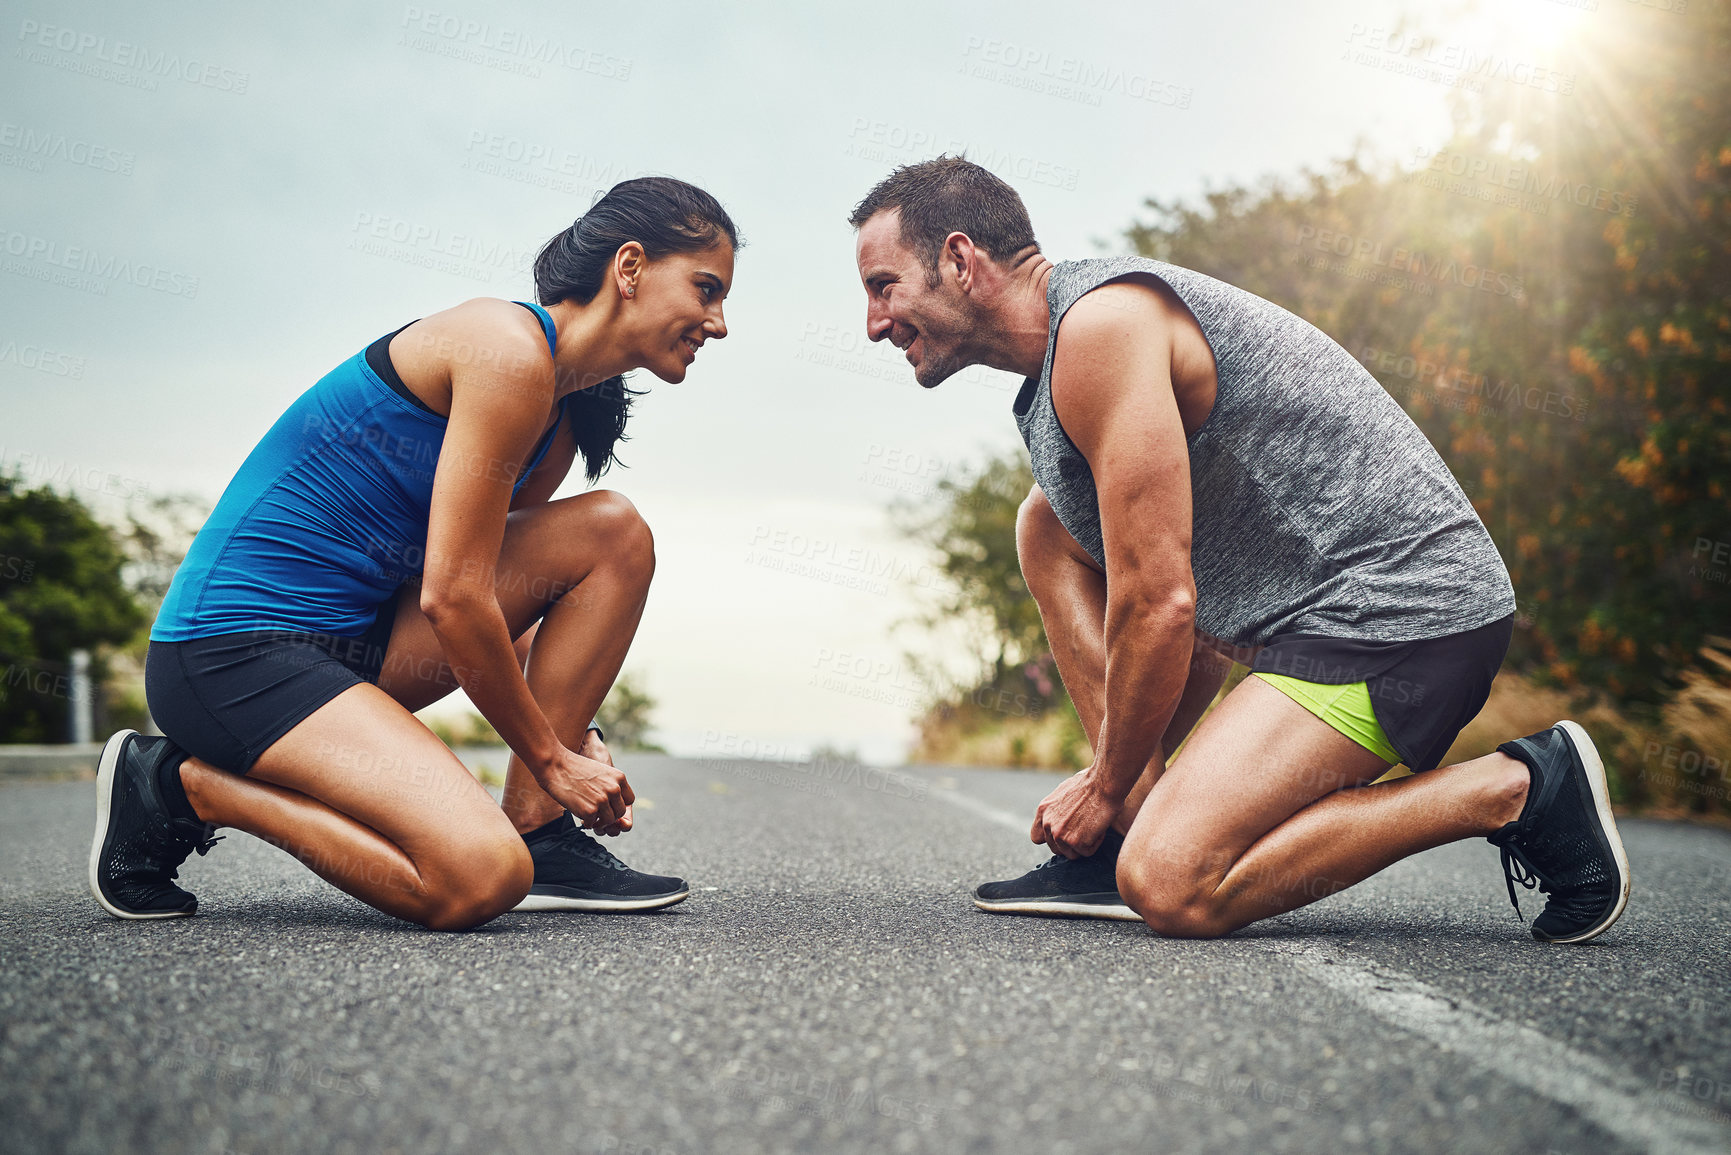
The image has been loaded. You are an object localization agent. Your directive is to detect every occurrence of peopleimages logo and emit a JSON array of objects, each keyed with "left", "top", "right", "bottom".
[
  {"left": 1409, "top": 146, "right": 1637, "bottom": 218},
  {"left": 15, "top": 19, "right": 250, "bottom": 93},
  {"left": 462, "top": 131, "right": 636, "bottom": 183},
  {"left": 959, "top": 37, "right": 1192, "bottom": 109},
  {"left": 0, "top": 227, "right": 200, "bottom": 297},
  {"left": 1293, "top": 226, "right": 1525, "bottom": 299},
  {"left": 745, "top": 525, "right": 941, "bottom": 591},
  {"left": 399, "top": 7, "right": 632, "bottom": 79},
  {"left": 1343, "top": 25, "right": 1576, "bottom": 96},
  {"left": 0, "top": 122, "right": 134, "bottom": 175},
  {"left": 346, "top": 211, "right": 535, "bottom": 283},
  {"left": 843, "top": 119, "right": 1081, "bottom": 191},
  {"left": 1356, "top": 345, "right": 1588, "bottom": 422},
  {"left": 0, "top": 339, "right": 86, "bottom": 378},
  {"left": 0, "top": 446, "right": 149, "bottom": 499}
]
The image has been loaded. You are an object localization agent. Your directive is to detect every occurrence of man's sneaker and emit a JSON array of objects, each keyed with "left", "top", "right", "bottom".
[
  {"left": 1487, "top": 720, "right": 1631, "bottom": 943},
  {"left": 512, "top": 812, "right": 688, "bottom": 912},
  {"left": 972, "top": 829, "right": 1141, "bottom": 921},
  {"left": 88, "top": 729, "right": 223, "bottom": 919}
]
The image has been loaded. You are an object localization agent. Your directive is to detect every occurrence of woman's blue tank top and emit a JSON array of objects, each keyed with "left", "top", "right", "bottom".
[{"left": 152, "top": 302, "right": 571, "bottom": 641}]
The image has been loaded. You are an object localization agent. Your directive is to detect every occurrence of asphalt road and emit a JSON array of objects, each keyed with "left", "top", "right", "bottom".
[{"left": 4, "top": 753, "right": 1730, "bottom": 1155}]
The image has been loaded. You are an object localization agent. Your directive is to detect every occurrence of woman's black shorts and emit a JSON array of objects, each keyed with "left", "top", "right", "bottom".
[
  {"left": 1248, "top": 611, "right": 1515, "bottom": 773},
  {"left": 144, "top": 585, "right": 406, "bottom": 774}
]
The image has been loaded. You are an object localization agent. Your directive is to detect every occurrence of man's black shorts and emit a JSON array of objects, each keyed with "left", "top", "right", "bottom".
[{"left": 1248, "top": 612, "right": 1515, "bottom": 772}]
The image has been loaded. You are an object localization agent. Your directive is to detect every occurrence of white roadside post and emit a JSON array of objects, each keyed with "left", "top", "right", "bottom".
[{"left": 69, "top": 648, "right": 93, "bottom": 745}]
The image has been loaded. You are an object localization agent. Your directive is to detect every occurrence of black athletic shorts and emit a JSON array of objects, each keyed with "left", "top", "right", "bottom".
[
  {"left": 1248, "top": 611, "right": 1515, "bottom": 773},
  {"left": 144, "top": 584, "right": 406, "bottom": 774}
]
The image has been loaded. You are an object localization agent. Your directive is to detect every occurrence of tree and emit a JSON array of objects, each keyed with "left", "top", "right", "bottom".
[
  {"left": 892, "top": 453, "right": 1092, "bottom": 768},
  {"left": 1125, "top": 1, "right": 1730, "bottom": 708},
  {"left": 118, "top": 491, "right": 215, "bottom": 615},
  {"left": 598, "top": 672, "right": 665, "bottom": 752},
  {"left": 891, "top": 453, "right": 1047, "bottom": 688},
  {"left": 0, "top": 469, "right": 145, "bottom": 741}
]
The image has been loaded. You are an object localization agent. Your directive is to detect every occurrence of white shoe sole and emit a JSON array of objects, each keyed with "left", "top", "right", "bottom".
[
  {"left": 512, "top": 889, "right": 689, "bottom": 913},
  {"left": 973, "top": 897, "right": 1144, "bottom": 922},
  {"left": 88, "top": 729, "right": 193, "bottom": 921},
  {"left": 1542, "top": 720, "right": 1631, "bottom": 944}
]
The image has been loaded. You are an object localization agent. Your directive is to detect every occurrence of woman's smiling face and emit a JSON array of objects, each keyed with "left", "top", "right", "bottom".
[{"left": 624, "top": 239, "right": 733, "bottom": 383}]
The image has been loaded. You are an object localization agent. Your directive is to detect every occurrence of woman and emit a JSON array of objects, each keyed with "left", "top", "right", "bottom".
[{"left": 89, "top": 177, "right": 737, "bottom": 930}]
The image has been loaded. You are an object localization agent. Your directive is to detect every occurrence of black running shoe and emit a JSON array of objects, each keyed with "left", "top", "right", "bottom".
[
  {"left": 512, "top": 812, "right": 688, "bottom": 913},
  {"left": 972, "top": 828, "right": 1140, "bottom": 921},
  {"left": 1487, "top": 720, "right": 1630, "bottom": 943},
  {"left": 88, "top": 729, "right": 223, "bottom": 920}
]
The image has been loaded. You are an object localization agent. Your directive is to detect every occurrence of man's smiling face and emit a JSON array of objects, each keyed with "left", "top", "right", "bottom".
[{"left": 854, "top": 208, "right": 977, "bottom": 389}]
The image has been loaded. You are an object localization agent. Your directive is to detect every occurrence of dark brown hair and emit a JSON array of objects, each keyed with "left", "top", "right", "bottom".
[
  {"left": 534, "top": 176, "right": 740, "bottom": 481},
  {"left": 848, "top": 155, "right": 1039, "bottom": 285}
]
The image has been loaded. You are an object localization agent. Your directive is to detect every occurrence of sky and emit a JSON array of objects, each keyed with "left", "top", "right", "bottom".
[{"left": 1, "top": 0, "right": 1600, "bottom": 761}]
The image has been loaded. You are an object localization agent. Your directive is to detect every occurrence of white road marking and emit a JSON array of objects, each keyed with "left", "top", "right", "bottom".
[
  {"left": 1276, "top": 943, "right": 1731, "bottom": 1155},
  {"left": 928, "top": 780, "right": 1029, "bottom": 834},
  {"left": 928, "top": 772, "right": 1731, "bottom": 1154}
]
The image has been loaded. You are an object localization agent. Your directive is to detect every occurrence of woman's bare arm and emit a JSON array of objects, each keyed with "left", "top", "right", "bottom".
[{"left": 418, "top": 300, "right": 632, "bottom": 828}]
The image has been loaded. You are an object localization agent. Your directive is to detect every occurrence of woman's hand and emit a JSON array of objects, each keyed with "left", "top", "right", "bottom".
[
  {"left": 536, "top": 742, "right": 634, "bottom": 833},
  {"left": 578, "top": 731, "right": 633, "bottom": 836}
]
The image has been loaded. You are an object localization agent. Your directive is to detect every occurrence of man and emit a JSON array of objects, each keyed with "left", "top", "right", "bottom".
[{"left": 848, "top": 156, "right": 1629, "bottom": 942}]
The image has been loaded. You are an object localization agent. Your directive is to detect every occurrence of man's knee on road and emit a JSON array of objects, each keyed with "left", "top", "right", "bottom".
[{"left": 1117, "top": 847, "right": 1233, "bottom": 939}]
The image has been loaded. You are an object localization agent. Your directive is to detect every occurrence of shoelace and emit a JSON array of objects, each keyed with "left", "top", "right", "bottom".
[
  {"left": 1496, "top": 841, "right": 1541, "bottom": 922},
  {"left": 553, "top": 825, "right": 629, "bottom": 871},
  {"left": 1496, "top": 833, "right": 1609, "bottom": 928},
  {"left": 162, "top": 829, "right": 225, "bottom": 881},
  {"left": 1033, "top": 835, "right": 1121, "bottom": 872}
]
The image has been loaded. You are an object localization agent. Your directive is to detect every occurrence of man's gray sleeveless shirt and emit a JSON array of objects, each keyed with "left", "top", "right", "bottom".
[{"left": 1012, "top": 256, "right": 1515, "bottom": 646}]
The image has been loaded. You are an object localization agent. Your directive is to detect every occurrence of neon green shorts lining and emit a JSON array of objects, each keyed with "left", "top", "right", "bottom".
[{"left": 1251, "top": 672, "right": 1403, "bottom": 765}]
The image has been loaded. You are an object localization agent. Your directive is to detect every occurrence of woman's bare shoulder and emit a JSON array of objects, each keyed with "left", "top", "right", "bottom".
[
  {"left": 419, "top": 297, "right": 552, "bottom": 366},
  {"left": 388, "top": 297, "right": 553, "bottom": 415}
]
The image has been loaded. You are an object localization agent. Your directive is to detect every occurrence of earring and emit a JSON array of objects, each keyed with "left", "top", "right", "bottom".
[{"left": 625, "top": 281, "right": 637, "bottom": 298}]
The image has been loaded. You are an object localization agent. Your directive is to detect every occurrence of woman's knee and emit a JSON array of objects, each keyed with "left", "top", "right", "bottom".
[
  {"left": 419, "top": 829, "right": 533, "bottom": 931},
  {"left": 579, "top": 490, "right": 655, "bottom": 579}
]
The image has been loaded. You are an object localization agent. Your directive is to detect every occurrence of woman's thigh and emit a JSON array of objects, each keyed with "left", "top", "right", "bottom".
[
  {"left": 377, "top": 489, "right": 651, "bottom": 713},
  {"left": 247, "top": 678, "right": 515, "bottom": 868},
  {"left": 1122, "top": 673, "right": 1394, "bottom": 890}
]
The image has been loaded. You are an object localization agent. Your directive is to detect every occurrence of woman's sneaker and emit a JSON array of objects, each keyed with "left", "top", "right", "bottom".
[
  {"left": 1486, "top": 720, "right": 1631, "bottom": 943},
  {"left": 88, "top": 729, "right": 223, "bottom": 919},
  {"left": 512, "top": 811, "right": 688, "bottom": 912},
  {"left": 972, "top": 829, "right": 1141, "bottom": 921}
]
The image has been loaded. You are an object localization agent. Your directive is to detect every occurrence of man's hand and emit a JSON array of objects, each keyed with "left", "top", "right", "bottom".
[
  {"left": 1031, "top": 768, "right": 1122, "bottom": 859},
  {"left": 580, "top": 730, "right": 633, "bottom": 837}
]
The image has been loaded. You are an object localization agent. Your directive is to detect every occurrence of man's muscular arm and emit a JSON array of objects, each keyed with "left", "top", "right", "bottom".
[
  {"left": 1161, "top": 638, "right": 1235, "bottom": 760},
  {"left": 1030, "top": 281, "right": 1199, "bottom": 858}
]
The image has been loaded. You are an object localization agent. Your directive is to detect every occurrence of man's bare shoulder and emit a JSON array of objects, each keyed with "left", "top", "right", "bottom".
[
  {"left": 1055, "top": 275, "right": 1181, "bottom": 358},
  {"left": 1051, "top": 276, "right": 1181, "bottom": 386}
]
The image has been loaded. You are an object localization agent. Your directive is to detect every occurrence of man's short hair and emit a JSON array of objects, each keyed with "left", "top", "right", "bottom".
[{"left": 848, "top": 155, "right": 1039, "bottom": 285}]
